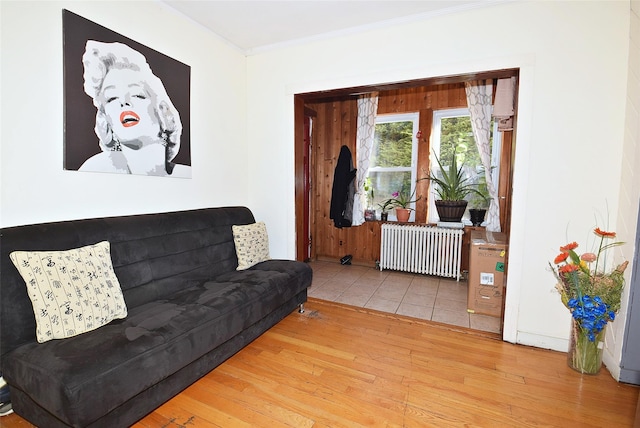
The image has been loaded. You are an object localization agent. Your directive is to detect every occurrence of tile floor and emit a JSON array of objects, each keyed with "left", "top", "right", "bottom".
[{"left": 307, "top": 260, "right": 502, "bottom": 334}]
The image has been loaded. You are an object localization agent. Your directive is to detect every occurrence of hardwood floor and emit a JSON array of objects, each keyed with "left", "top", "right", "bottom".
[{"left": 2, "top": 298, "right": 638, "bottom": 427}]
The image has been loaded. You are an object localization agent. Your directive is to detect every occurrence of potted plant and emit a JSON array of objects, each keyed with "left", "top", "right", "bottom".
[
  {"left": 384, "top": 183, "right": 421, "bottom": 222},
  {"left": 363, "top": 178, "right": 376, "bottom": 221},
  {"left": 426, "top": 151, "right": 485, "bottom": 223},
  {"left": 468, "top": 167, "right": 491, "bottom": 226},
  {"left": 377, "top": 199, "right": 395, "bottom": 221}
]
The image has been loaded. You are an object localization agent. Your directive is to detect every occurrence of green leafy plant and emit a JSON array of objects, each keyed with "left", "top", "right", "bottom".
[
  {"left": 469, "top": 167, "right": 491, "bottom": 209},
  {"left": 377, "top": 198, "right": 395, "bottom": 214},
  {"left": 384, "top": 182, "right": 421, "bottom": 210},
  {"left": 363, "top": 177, "right": 374, "bottom": 208},
  {"left": 426, "top": 151, "right": 485, "bottom": 201}
]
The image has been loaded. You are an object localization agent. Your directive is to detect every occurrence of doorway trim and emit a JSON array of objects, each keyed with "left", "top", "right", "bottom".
[{"left": 292, "top": 60, "right": 535, "bottom": 346}]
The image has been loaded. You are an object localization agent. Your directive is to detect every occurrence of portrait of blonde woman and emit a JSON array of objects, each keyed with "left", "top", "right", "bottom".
[{"left": 63, "top": 10, "right": 191, "bottom": 178}]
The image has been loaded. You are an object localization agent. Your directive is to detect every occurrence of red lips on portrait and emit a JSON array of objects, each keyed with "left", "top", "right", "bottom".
[{"left": 120, "top": 111, "right": 140, "bottom": 127}]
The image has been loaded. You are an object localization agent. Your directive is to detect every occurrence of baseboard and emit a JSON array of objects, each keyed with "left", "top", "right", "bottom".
[
  {"left": 314, "top": 256, "right": 377, "bottom": 268},
  {"left": 516, "top": 331, "right": 567, "bottom": 352}
]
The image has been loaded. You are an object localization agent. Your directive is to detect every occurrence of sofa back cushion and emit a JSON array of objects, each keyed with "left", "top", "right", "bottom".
[
  {"left": 0, "top": 206, "right": 255, "bottom": 358},
  {"left": 9, "top": 241, "right": 128, "bottom": 343}
]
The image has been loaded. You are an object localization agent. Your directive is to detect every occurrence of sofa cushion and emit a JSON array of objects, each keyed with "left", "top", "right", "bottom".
[
  {"left": 232, "top": 222, "right": 270, "bottom": 270},
  {"left": 9, "top": 241, "right": 127, "bottom": 343}
]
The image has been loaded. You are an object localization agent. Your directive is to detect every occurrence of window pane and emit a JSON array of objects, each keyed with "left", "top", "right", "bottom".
[
  {"left": 439, "top": 116, "right": 489, "bottom": 221},
  {"left": 371, "top": 121, "right": 413, "bottom": 168},
  {"left": 368, "top": 170, "right": 412, "bottom": 210},
  {"left": 440, "top": 116, "right": 478, "bottom": 167},
  {"left": 366, "top": 113, "right": 419, "bottom": 221}
]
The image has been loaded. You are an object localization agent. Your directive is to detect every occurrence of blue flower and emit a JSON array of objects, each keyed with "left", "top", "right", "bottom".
[{"left": 570, "top": 294, "right": 612, "bottom": 342}]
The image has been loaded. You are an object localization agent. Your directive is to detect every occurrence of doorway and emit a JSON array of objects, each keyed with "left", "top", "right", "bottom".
[{"left": 293, "top": 69, "right": 519, "bottom": 331}]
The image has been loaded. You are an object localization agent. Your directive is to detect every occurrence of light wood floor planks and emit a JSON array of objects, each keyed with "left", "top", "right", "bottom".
[{"left": 2, "top": 298, "right": 639, "bottom": 427}]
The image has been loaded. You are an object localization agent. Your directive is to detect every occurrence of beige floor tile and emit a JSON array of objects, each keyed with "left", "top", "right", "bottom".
[
  {"left": 335, "top": 292, "right": 372, "bottom": 307},
  {"left": 434, "top": 296, "right": 469, "bottom": 312},
  {"left": 350, "top": 277, "right": 384, "bottom": 290},
  {"left": 405, "top": 281, "right": 439, "bottom": 298},
  {"left": 436, "top": 282, "right": 468, "bottom": 302},
  {"left": 334, "top": 271, "right": 367, "bottom": 285},
  {"left": 361, "top": 268, "right": 391, "bottom": 280},
  {"left": 432, "top": 307, "right": 470, "bottom": 328},
  {"left": 313, "top": 279, "right": 349, "bottom": 292},
  {"left": 309, "top": 276, "right": 329, "bottom": 288},
  {"left": 365, "top": 297, "right": 401, "bottom": 313},
  {"left": 308, "top": 285, "right": 343, "bottom": 301},
  {"left": 342, "top": 283, "right": 379, "bottom": 299},
  {"left": 396, "top": 302, "right": 434, "bottom": 320},
  {"left": 402, "top": 292, "right": 437, "bottom": 308},
  {"left": 372, "top": 282, "right": 409, "bottom": 302},
  {"left": 382, "top": 271, "right": 415, "bottom": 286}
]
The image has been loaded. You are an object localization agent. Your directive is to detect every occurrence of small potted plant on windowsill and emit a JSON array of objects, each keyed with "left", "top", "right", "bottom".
[
  {"left": 426, "top": 151, "right": 485, "bottom": 223},
  {"left": 364, "top": 178, "right": 376, "bottom": 221},
  {"left": 468, "top": 168, "right": 491, "bottom": 226},
  {"left": 384, "top": 184, "right": 421, "bottom": 223},
  {"left": 378, "top": 199, "right": 395, "bottom": 221}
]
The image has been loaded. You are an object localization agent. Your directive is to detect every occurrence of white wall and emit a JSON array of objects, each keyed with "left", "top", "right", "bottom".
[
  {"left": 0, "top": 1, "right": 249, "bottom": 228},
  {"left": 606, "top": 0, "right": 640, "bottom": 379},
  {"left": 246, "top": 0, "right": 632, "bottom": 355}
]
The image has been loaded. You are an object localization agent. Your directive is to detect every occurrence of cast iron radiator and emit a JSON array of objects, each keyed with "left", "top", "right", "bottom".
[{"left": 380, "top": 223, "right": 464, "bottom": 280}]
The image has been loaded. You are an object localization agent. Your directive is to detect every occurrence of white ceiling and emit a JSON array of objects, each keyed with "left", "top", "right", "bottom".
[{"left": 160, "top": 0, "right": 503, "bottom": 54}]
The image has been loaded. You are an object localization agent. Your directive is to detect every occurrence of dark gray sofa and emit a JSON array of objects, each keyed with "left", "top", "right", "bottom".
[{"left": 0, "top": 206, "right": 312, "bottom": 427}]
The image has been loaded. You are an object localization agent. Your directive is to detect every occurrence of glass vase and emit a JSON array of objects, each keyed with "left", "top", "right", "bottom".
[{"left": 567, "top": 318, "right": 605, "bottom": 375}]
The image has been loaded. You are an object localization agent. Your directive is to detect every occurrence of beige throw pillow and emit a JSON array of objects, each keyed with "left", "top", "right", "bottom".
[
  {"left": 9, "top": 241, "right": 127, "bottom": 343},
  {"left": 232, "top": 222, "right": 270, "bottom": 270}
]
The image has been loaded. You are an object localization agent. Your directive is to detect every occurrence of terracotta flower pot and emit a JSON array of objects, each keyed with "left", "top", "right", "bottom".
[{"left": 395, "top": 208, "right": 411, "bottom": 222}]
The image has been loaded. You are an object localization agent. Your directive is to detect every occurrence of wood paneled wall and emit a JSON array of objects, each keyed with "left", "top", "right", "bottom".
[{"left": 307, "top": 84, "right": 469, "bottom": 266}]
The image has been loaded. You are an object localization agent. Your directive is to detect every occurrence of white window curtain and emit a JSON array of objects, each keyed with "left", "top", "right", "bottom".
[
  {"left": 464, "top": 80, "right": 501, "bottom": 232},
  {"left": 352, "top": 93, "right": 379, "bottom": 226}
]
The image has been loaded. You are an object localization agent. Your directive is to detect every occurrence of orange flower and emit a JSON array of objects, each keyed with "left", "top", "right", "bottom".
[
  {"left": 560, "top": 242, "right": 578, "bottom": 252},
  {"left": 554, "top": 253, "right": 569, "bottom": 264},
  {"left": 595, "top": 227, "right": 616, "bottom": 238},
  {"left": 559, "top": 264, "right": 579, "bottom": 274},
  {"left": 580, "top": 252, "right": 597, "bottom": 263}
]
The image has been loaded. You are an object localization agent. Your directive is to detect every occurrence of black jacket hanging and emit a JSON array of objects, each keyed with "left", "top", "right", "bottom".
[{"left": 330, "top": 145, "right": 357, "bottom": 228}]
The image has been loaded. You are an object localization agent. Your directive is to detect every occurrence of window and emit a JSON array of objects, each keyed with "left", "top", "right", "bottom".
[
  {"left": 428, "top": 108, "right": 502, "bottom": 224},
  {"left": 367, "top": 113, "right": 419, "bottom": 221}
]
